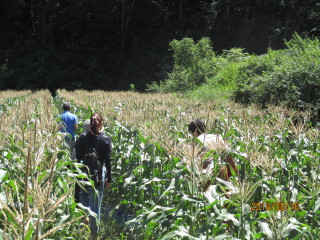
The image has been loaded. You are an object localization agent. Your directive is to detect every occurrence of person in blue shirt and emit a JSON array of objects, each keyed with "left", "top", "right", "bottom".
[{"left": 60, "top": 102, "right": 78, "bottom": 154}]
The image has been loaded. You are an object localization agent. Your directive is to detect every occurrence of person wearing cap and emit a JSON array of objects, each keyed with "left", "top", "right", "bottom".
[
  {"left": 59, "top": 102, "right": 78, "bottom": 154},
  {"left": 83, "top": 119, "right": 91, "bottom": 132}
]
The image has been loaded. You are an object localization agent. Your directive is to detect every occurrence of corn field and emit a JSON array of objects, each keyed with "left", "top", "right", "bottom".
[{"left": 1, "top": 90, "right": 319, "bottom": 240}]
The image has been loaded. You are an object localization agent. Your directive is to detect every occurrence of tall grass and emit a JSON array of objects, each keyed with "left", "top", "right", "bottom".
[{"left": 0, "top": 91, "right": 31, "bottom": 104}]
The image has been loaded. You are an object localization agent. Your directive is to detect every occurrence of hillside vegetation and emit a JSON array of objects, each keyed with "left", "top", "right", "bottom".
[{"left": 148, "top": 34, "right": 320, "bottom": 121}]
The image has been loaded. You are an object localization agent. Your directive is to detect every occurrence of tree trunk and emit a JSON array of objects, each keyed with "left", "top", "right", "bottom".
[
  {"left": 121, "top": 0, "right": 135, "bottom": 51},
  {"left": 243, "top": 5, "right": 251, "bottom": 44},
  {"left": 121, "top": 0, "right": 125, "bottom": 50},
  {"left": 31, "top": 0, "right": 36, "bottom": 34},
  {"left": 178, "top": 0, "right": 184, "bottom": 32},
  {"left": 226, "top": 0, "right": 230, "bottom": 37}
]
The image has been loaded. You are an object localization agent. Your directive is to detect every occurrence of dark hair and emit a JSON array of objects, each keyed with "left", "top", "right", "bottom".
[
  {"left": 63, "top": 102, "right": 71, "bottom": 111},
  {"left": 188, "top": 119, "right": 206, "bottom": 135},
  {"left": 90, "top": 113, "right": 103, "bottom": 136}
]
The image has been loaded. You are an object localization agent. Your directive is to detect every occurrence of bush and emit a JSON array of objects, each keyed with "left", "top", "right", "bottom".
[
  {"left": 149, "top": 34, "right": 320, "bottom": 121},
  {"left": 146, "top": 38, "right": 249, "bottom": 100},
  {"left": 234, "top": 34, "right": 320, "bottom": 119},
  {"left": 202, "top": 48, "right": 250, "bottom": 99},
  {"left": 147, "top": 37, "right": 215, "bottom": 92}
]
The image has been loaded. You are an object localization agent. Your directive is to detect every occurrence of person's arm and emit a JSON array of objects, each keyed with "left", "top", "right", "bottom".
[
  {"left": 74, "top": 134, "right": 84, "bottom": 203},
  {"left": 74, "top": 182, "right": 81, "bottom": 203},
  {"left": 99, "top": 135, "right": 112, "bottom": 179},
  {"left": 74, "top": 115, "right": 78, "bottom": 132},
  {"left": 75, "top": 134, "right": 85, "bottom": 161},
  {"left": 217, "top": 134, "right": 235, "bottom": 168},
  {"left": 100, "top": 136, "right": 112, "bottom": 190},
  {"left": 74, "top": 123, "right": 78, "bottom": 131},
  {"left": 226, "top": 154, "right": 237, "bottom": 170},
  {"left": 104, "top": 136, "right": 112, "bottom": 183}
]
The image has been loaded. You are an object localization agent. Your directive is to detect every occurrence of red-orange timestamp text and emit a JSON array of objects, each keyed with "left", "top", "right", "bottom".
[{"left": 251, "top": 202, "right": 300, "bottom": 211}]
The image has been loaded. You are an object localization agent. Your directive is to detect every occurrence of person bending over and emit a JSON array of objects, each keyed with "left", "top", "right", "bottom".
[{"left": 188, "top": 119, "right": 237, "bottom": 181}]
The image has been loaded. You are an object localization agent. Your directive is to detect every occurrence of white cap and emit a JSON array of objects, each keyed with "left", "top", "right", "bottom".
[{"left": 83, "top": 119, "right": 90, "bottom": 132}]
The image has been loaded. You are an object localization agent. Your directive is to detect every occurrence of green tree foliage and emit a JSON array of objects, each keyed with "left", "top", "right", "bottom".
[
  {"left": 234, "top": 34, "right": 320, "bottom": 118},
  {"left": 0, "top": 0, "right": 320, "bottom": 90},
  {"left": 147, "top": 38, "right": 215, "bottom": 92},
  {"left": 151, "top": 34, "right": 320, "bottom": 120},
  {"left": 147, "top": 38, "right": 249, "bottom": 100},
  {"left": 190, "top": 48, "right": 249, "bottom": 100}
]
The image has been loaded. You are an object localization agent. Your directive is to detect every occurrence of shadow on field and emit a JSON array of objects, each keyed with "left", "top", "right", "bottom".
[
  {"left": 102, "top": 203, "right": 135, "bottom": 223},
  {"left": 100, "top": 202, "right": 136, "bottom": 239}
]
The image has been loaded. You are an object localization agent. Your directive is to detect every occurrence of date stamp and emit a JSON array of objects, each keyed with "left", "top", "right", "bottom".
[{"left": 251, "top": 202, "right": 300, "bottom": 211}]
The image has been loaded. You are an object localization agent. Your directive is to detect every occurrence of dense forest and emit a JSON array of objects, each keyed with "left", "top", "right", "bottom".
[{"left": 0, "top": 0, "right": 319, "bottom": 91}]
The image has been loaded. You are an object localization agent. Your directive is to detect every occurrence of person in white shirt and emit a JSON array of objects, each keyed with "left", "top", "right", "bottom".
[{"left": 188, "top": 119, "right": 237, "bottom": 181}]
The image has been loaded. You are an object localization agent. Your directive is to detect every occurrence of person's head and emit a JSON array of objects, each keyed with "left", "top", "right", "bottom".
[
  {"left": 62, "top": 102, "right": 71, "bottom": 111},
  {"left": 188, "top": 119, "right": 206, "bottom": 137},
  {"left": 83, "top": 119, "right": 90, "bottom": 132},
  {"left": 89, "top": 113, "right": 103, "bottom": 136}
]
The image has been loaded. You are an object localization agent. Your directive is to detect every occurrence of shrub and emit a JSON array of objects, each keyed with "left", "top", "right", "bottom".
[
  {"left": 234, "top": 34, "right": 320, "bottom": 120},
  {"left": 147, "top": 37, "right": 216, "bottom": 92},
  {"left": 197, "top": 48, "right": 249, "bottom": 100},
  {"left": 147, "top": 38, "right": 249, "bottom": 101},
  {"left": 149, "top": 34, "right": 320, "bottom": 121}
]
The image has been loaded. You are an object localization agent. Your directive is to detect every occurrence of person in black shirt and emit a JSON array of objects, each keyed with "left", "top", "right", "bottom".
[{"left": 75, "top": 113, "right": 112, "bottom": 238}]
